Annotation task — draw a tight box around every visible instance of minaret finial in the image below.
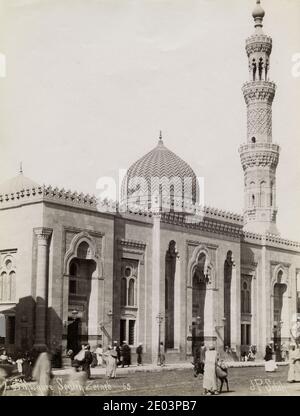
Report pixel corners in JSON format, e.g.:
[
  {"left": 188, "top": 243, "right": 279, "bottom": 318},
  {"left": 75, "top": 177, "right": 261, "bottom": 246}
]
[
  {"left": 19, "top": 161, "right": 23, "bottom": 175},
  {"left": 252, "top": 0, "right": 265, "bottom": 30}
]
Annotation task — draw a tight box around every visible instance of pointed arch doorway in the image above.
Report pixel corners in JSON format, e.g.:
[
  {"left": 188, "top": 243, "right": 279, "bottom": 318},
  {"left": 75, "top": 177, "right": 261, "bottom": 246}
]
[{"left": 64, "top": 234, "right": 102, "bottom": 354}]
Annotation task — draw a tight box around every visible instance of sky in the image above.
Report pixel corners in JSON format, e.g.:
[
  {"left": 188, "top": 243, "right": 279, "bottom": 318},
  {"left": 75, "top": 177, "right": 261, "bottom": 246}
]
[{"left": 0, "top": 0, "right": 299, "bottom": 240}]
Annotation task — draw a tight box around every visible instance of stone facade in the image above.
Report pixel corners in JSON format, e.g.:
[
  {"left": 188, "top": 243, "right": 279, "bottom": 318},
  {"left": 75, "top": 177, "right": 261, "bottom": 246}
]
[{"left": 0, "top": 1, "right": 299, "bottom": 364}]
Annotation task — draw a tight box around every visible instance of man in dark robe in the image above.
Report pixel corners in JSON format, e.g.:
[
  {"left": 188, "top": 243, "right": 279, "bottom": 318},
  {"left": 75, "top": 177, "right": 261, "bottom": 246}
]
[
  {"left": 121, "top": 341, "right": 131, "bottom": 367},
  {"left": 113, "top": 341, "right": 121, "bottom": 366},
  {"left": 82, "top": 344, "right": 93, "bottom": 379},
  {"left": 136, "top": 343, "right": 143, "bottom": 366}
]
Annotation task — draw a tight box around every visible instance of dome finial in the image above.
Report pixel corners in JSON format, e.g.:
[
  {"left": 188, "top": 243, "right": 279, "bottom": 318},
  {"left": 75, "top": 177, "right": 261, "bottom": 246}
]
[
  {"left": 252, "top": 0, "right": 265, "bottom": 30},
  {"left": 158, "top": 130, "right": 163, "bottom": 145},
  {"left": 19, "top": 161, "right": 23, "bottom": 175}
]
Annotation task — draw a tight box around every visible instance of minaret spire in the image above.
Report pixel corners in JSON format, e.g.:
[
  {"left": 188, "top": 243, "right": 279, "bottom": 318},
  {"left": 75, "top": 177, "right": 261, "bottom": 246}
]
[
  {"left": 239, "top": 2, "right": 280, "bottom": 235},
  {"left": 252, "top": 0, "right": 265, "bottom": 31}
]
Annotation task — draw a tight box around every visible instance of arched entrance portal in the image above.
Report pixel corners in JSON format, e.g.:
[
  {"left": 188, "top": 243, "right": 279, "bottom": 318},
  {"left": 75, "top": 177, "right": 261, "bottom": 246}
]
[
  {"left": 192, "top": 253, "right": 207, "bottom": 358},
  {"left": 66, "top": 241, "right": 97, "bottom": 354},
  {"left": 273, "top": 270, "right": 287, "bottom": 361}
]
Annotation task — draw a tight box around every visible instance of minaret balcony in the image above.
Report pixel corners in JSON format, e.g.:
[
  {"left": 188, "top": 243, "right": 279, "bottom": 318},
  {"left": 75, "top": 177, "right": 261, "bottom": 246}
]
[
  {"left": 239, "top": 143, "right": 280, "bottom": 170},
  {"left": 246, "top": 35, "right": 272, "bottom": 56},
  {"left": 242, "top": 81, "right": 276, "bottom": 105},
  {"left": 239, "top": 142, "right": 280, "bottom": 153}
]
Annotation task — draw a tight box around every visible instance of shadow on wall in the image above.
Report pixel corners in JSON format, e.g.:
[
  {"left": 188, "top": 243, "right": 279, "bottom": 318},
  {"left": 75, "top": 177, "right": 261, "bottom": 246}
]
[
  {"left": 241, "top": 246, "right": 256, "bottom": 265},
  {"left": 1, "top": 296, "right": 63, "bottom": 368}
]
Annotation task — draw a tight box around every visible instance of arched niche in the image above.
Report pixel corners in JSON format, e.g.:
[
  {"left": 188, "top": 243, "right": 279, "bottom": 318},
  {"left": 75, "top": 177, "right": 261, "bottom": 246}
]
[
  {"left": 64, "top": 231, "right": 103, "bottom": 278},
  {"left": 188, "top": 245, "right": 215, "bottom": 288},
  {"left": 271, "top": 265, "right": 290, "bottom": 361}
]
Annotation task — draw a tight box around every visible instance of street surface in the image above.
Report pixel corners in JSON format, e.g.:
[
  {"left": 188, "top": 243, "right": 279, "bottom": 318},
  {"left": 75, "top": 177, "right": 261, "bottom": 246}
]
[{"left": 3, "top": 365, "right": 300, "bottom": 396}]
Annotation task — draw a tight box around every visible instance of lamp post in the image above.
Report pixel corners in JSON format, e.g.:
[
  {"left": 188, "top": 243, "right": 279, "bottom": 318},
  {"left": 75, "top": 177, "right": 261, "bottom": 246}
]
[{"left": 156, "top": 313, "right": 164, "bottom": 365}]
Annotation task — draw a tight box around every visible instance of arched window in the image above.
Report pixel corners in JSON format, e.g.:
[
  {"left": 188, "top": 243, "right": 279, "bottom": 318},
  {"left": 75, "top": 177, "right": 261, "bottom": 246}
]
[
  {"left": 0, "top": 256, "right": 16, "bottom": 303},
  {"left": 170, "top": 185, "right": 175, "bottom": 212},
  {"left": 8, "top": 272, "right": 16, "bottom": 301},
  {"left": 270, "top": 181, "right": 274, "bottom": 206},
  {"left": 128, "top": 278, "right": 135, "bottom": 306},
  {"left": 125, "top": 267, "right": 131, "bottom": 278},
  {"left": 277, "top": 270, "right": 283, "bottom": 284},
  {"left": 120, "top": 262, "right": 138, "bottom": 308},
  {"left": 260, "top": 181, "right": 266, "bottom": 208},
  {"left": 77, "top": 241, "right": 90, "bottom": 259},
  {"left": 5, "top": 259, "right": 12, "bottom": 270},
  {"left": 252, "top": 58, "right": 257, "bottom": 81},
  {"left": 258, "top": 57, "right": 264, "bottom": 81},
  {"left": 241, "top": 280, "right": 251, "bottom": 314},
  {"left": 159, "top": 184, "right": 163, "bottom": 211},
  {"left": 121, "top": 278, "right": 127, "bottom": 306}
]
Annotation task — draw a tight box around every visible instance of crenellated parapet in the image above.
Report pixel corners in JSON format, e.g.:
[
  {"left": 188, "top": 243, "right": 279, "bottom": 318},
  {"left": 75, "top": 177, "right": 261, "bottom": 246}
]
[
  {"left": 0, "top": 185, "right": 98, "bottom": 211},
  {"left": 242, "top": 231, "right": 300, "bottom": 252},
  {"left": 43, "top": 185, "right": 98, "bottom": 209}
]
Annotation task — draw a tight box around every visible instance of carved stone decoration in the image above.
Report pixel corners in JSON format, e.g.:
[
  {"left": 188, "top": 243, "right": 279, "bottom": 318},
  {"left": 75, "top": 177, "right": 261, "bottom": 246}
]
[
  {"left": 166, "top": 240, "right": 180, "bottom": 260},
  {"left": 242, "top": 81, "right": 276, "bottom": 105},
  {"left": 187, "top": 244, "right": 216, "bottom": 288},
  {"left": 239, "top": 148, "right": 279, "bottom": 170},
  {"left": 63, "top": 231, "right": 103, "bottom": 278},
  {"left": 247, "top": 107, "right": 272, "bottom": 138},
  {"left": 246, "top": 35, "right": 272, "bottom": 55}
]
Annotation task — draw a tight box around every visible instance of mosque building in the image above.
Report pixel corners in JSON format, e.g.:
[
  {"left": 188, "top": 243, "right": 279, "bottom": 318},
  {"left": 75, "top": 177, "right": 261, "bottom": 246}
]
[{"left": 0, "top": 1, "right": 300, "bottom": 363}]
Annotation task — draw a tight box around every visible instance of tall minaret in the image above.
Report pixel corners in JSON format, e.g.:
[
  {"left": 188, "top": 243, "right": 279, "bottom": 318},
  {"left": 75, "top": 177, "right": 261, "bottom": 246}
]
[{"left": 239, "top": 0, "right": 280, "bottom": 235}]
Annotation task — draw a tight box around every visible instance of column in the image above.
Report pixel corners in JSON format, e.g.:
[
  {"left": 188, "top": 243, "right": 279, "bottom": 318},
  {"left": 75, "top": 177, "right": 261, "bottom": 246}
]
[
  {"left": 260, "top": 238, "right": 268, "bottom": 352},
  {"left": 34, "top": 227, "right": 52, "bottom": 350},
  {"left": 88, "top": 271, "right": 100, "bottom": 349},
  {"left": 151, "top": 214, "right": 161, "bottom": 364},
  {"left": 186, "top": 284, "right": 193, "bottom": 356},
  {"left": 204, "top": 286, "right": 215, "bottom": 343},
  {"left": 252, "top": 272, "right": 258, "bottom": 347}
]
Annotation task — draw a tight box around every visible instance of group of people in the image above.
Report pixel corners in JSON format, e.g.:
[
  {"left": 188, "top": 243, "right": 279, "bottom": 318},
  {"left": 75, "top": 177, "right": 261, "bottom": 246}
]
[
  {"left": 241, "top": 345, "right": 257, "bottom": 362},
  {"left": 264, "top": 341, "right": 300, "bottom": 382},
  {"left": 67, "top": 340, "right": 144, "bottom": 381},
  {"left": 0, "top": 348, "right": 38, "bottom": 382}
]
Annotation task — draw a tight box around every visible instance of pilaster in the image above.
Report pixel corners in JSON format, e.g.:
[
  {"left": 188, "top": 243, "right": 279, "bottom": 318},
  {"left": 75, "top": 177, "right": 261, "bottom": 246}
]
[{"left": 33, "top": 227, "right": 52, "bottom": 350}]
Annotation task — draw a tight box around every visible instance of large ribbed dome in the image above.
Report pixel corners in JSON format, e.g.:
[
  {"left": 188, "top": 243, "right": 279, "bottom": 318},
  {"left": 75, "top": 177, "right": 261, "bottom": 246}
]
[{"left": 121, "top": 137, "right": 199, "bottom": 213}]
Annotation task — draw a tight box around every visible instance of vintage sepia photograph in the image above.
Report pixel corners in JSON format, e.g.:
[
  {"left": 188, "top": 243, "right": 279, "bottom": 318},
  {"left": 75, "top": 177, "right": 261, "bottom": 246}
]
[{"left": 0, "top": 0, "right": 300, "bottom": 400}]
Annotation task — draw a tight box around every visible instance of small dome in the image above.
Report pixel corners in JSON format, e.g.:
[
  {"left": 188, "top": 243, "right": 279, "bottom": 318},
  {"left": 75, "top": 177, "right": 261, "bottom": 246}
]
[
  {"left": 0, "top": 172, "right": 40, "bottom": 195},
  {"left": 121, "top": 136, "right": 199, "bottom": 213},
  {"left": 252, "top": 0, "right": 265, "bottom": 19}
]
